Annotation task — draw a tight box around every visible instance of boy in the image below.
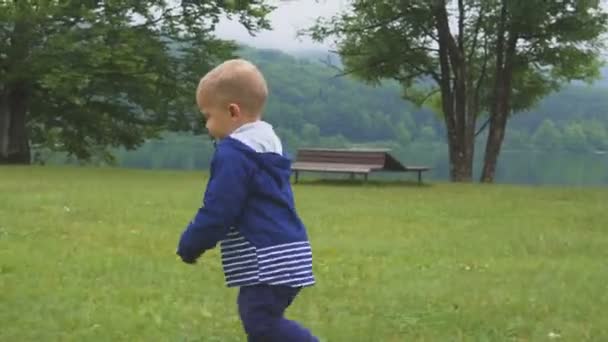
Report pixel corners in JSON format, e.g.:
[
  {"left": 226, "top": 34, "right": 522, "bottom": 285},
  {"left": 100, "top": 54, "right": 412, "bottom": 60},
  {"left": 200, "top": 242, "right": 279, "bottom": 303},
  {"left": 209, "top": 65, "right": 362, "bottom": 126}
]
[{"left": 176, "top": 59, "right": 319, "bottom": 342}]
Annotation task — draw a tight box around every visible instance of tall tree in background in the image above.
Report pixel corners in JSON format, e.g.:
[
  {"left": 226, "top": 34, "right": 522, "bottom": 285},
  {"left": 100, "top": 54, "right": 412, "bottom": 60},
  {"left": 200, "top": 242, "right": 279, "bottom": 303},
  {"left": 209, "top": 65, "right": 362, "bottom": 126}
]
[
  {"left": 0, "top": 1, "right": 274, "bottom": 164},
  {"left": 305, "top": 0, "right": 607, "bottom": 182},
  {"left": 480, "top": 0, "right": 607, "bottom": 181}
]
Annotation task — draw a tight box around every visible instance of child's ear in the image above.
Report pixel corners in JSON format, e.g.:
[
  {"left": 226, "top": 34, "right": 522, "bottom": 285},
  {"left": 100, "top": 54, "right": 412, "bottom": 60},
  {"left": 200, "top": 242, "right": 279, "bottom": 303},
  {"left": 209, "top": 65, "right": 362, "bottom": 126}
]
[{"left": 228, "top": 103, "right": 240, "bottom": 118}]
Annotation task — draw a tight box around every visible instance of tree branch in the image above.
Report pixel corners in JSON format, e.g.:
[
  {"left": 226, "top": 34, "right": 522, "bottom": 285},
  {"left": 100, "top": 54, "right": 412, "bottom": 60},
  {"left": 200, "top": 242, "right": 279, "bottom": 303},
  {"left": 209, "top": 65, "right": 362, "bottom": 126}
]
[
  {"left": 474, "top": 34, "right": 490, "bottom": 106},
  {"left": 435, "top": 2, "right": 463, "bottom": 75},
  {"left": 434, "top": 1, "right": 455, "bottom": 131},
  {"left": 403, "top": 59, "right": 441, "bottom": 85},
  {"left": 327, "top": 59, "right": 430, "bottom": 86},
  {"left": 319, "top": 56, "right": 387, "bottom": 80},
  {"left": 490, "top": 0, "right": 508, "bottom": 119},
  {"left": 467, "top": 3, "right": 485, "bottom": 62},
  {"left": 319, "top": 55, "right": 343, "bottom": 74},
  {"left": 328, "top": 49, "right": 440, "bottom": 83},
  {"left": 417, "top": 21, "right": 439, "bottom": 43},
  {"left": 132, "top": 6, "right": 180, "bottom": 29},
  {"left": 340, "top": 12, "right": 405, "bottom": 35},
  {"left": 501, "top": 29, "right": 519, "bottom": 116},
  {"left": 413, "top": 87, "right": 441, "bottom": 106},
  {"left": 475, "top": 117, "right": 490, "bottom": 136},
  {"left": 330, "top": 45, "right": 439, "bottom": 55},
  {"left": 458, "top": 0, "right": 465, "bottom": 53}
]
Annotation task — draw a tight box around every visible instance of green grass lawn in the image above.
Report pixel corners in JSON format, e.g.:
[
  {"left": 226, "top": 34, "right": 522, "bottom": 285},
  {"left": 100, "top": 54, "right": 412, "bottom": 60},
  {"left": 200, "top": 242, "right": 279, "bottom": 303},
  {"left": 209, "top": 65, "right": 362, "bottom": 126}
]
[{"left": 1, "top": 166, "right": 607, "bottom": 341}]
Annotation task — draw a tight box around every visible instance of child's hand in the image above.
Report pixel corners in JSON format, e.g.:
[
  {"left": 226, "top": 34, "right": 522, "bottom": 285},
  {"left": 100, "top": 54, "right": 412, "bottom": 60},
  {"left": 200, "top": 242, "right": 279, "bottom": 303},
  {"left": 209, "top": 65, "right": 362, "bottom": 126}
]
[{"left": 176, "top": 250, "right": 198, "bottom": 264}]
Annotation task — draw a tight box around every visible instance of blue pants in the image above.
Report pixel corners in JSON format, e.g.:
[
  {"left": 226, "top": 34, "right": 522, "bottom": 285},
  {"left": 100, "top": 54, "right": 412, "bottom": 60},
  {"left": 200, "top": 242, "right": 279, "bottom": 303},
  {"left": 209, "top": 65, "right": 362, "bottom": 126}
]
[{"left": 237, "top": 284, "right": 318, "bottom": 342}]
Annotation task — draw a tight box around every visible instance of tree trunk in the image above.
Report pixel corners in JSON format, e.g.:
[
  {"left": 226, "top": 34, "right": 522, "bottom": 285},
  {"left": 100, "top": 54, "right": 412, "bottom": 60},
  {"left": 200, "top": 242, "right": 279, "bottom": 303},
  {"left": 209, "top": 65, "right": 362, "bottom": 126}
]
[
  {"left": 446, "top": 86, "right": 475, "bottom": 182},
  {"left": 480, "top": 112, "right": 507, "bottom": 182},
  {"left": 435, "top": 1, "right": 475, "bottom": 182},
  {"left": 452, "top": 59, "right": 474, "bottom": 182},
  {"left": 481, "top": 2, "right": 516, "bottom": 183},
  {"left": 1, "top": 15, "right": 32, "bottom": 165},
  {"left": 0, "top": 88, "right": 9, "bottom": 160},
  {"left": 0, "top": 84, "right": 31, "bottom": 165},
  {"left": 446, "top": 130, "right": 474, "bottom": 182}
]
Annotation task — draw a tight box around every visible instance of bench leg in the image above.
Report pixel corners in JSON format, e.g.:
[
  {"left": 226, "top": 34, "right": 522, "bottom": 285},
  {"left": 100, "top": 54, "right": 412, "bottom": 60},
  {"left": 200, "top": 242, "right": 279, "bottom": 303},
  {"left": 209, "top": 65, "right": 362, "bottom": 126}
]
[
  {"left": 364, "top": 173, "right": 368, "bottom": 182},
  {"left": 417, "top": 171, "right": 422, "bottom": 185},
  {"left": 295, "top": 170, "right": 299, "bottom": 184}
]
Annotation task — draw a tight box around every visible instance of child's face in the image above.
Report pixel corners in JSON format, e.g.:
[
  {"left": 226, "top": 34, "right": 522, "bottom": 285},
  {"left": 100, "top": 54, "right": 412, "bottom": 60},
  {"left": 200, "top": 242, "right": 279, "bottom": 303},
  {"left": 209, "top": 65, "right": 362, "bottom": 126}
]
[
  {"left": 198, "top": 91, "right": 243, "bottom": 139},
  {"left": 200, "top": 102, "right": 235, "bottom": 140}
]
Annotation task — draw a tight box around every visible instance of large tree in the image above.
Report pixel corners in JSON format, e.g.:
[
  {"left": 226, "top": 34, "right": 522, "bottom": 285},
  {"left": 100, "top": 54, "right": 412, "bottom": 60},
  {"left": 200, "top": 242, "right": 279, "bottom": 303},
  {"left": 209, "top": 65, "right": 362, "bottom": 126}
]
[
  {"left": 0, "top": 0, "right": 274, "bottom": 164},
  {"left": 305, "top": 0, "right": 607, "bottom": 182}
]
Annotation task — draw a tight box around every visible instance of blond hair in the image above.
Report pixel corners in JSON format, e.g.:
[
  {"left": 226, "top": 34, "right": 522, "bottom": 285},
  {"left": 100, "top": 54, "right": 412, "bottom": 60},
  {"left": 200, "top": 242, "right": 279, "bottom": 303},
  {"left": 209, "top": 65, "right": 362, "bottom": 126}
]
[{"left": 196, "top": 59, "right": 268, "bottom": 117}]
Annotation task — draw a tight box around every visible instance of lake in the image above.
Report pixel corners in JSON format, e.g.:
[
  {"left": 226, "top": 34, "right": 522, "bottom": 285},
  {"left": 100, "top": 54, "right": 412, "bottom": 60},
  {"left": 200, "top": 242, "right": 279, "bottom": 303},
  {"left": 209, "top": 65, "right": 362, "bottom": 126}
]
[{"left": 395, "top": 146, "right": 608, "bottom": 186}]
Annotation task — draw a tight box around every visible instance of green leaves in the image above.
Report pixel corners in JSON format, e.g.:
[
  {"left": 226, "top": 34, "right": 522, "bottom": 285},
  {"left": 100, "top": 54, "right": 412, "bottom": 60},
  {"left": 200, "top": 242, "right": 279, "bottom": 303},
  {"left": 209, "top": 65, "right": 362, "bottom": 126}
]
[
  {"left": 306, "top": 0, "right": 608, "bottom": 116},
  {"left": 1, "top": 0, "right": 274, "bottom": 162},
  {"left": 303, "top": 0, "right": 608, "bottom": 181}
]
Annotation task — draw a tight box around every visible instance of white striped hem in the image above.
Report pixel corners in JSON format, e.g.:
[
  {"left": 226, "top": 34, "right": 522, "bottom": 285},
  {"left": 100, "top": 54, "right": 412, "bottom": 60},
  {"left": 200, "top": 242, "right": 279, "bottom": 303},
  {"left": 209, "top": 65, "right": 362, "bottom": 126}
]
[
  {"left": 259, "top": 258, "right": 313, "bottom": 270},
  {"left": 261, "top": 270, "right": 313, "bottom": 282},
  {"left": 259, "top": 263, "right": 312, "bottom": 276},
  {"left": 221, "top": 246, "right": 255, "bottom": 256},
  {"left": 258, "top": 246, "right": 312, "bottom": 258},
  {"left": 222, "top": 237, "right": 245, "bottom": 244},
  {"left": 223, "top": 259, "right": 257, "bottom": 268},
  {"left": 222, "top": 252, "right": 257, "bottom": 262},
  {"left": 222, "top": 241, "right": 250, "bottom": 249},
  {"left": 227, "top": 275, "right": 259, "bottom": 285},
  {"left": 267, "top": 275, "right": 315, "bottom": 286},
  {"left": 259, "top": 252, "right": 312, "bottom": 264},
  {"left": 294, "top": 280, "right": 316, "bottom": 287},
  {"left": 226, "top": 270, "right": 259, "bottom": 278},
  {"left": 257, "top": 241, "right": 310, "bottom": 252},
  {"left": 219, "top": 235, "right": 315, "bottom": 288},
  {"left": 224, "top": 263, "right": 258, "bottom": 273}
]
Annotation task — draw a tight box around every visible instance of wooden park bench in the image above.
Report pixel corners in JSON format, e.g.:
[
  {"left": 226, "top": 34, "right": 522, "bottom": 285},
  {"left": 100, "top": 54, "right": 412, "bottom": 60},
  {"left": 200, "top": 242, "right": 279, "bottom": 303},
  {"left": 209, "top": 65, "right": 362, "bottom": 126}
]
[{"left": 291, "top": 148, "right": 431, "bottom": 184}]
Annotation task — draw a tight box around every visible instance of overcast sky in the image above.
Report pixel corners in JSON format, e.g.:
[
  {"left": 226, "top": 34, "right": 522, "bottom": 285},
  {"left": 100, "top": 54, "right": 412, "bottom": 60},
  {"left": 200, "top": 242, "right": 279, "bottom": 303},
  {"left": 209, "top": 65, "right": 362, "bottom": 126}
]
[
  {"left": 216, "top": 1, "right": 608, "bottom": 58},
  {"left": 215, "top": 0, "right": 349, "bottom": 51}
]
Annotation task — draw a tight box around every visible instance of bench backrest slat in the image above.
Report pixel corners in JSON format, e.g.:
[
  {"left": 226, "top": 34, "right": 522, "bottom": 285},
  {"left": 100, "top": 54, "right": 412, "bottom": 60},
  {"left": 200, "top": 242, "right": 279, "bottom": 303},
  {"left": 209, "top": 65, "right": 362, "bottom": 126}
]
[{"left": 296, "top": 150, "right": 386, "bottom": 166}]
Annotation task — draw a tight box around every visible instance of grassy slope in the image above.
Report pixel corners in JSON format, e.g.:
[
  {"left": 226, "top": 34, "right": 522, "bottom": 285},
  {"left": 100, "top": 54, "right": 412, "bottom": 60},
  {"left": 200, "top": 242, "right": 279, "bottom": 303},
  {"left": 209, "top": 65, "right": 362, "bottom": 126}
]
[{"left": 1, "top": 166, "right": 607, "bottom": 341}]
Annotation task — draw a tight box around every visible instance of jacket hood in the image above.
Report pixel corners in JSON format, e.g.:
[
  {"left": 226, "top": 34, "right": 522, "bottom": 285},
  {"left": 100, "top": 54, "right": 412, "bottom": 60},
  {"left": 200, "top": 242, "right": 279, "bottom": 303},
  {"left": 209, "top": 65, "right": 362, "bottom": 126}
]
[
  {"left": 230, "top": 121, "right": 283, "bottom": 155},
  {"left": 220, "top": 121, "right": 292, "bottom": 177}
]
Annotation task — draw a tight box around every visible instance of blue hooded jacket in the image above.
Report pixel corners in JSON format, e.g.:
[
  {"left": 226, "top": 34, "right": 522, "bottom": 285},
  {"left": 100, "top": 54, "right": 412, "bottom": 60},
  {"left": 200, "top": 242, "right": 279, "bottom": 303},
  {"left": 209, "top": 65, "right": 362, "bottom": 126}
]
[{"left": 177, "top": 122, "right": 315, "bottom": 288}]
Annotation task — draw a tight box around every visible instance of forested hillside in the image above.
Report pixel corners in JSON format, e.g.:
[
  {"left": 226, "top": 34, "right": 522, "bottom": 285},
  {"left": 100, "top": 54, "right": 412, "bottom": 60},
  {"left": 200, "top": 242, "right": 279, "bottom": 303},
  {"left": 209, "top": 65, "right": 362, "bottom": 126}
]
[
  {"left": 253, "top": 47, "right": 608, "bottom": 153},
  {"left": 43, "top": 46, "right": 608, "bottom": 183}
]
